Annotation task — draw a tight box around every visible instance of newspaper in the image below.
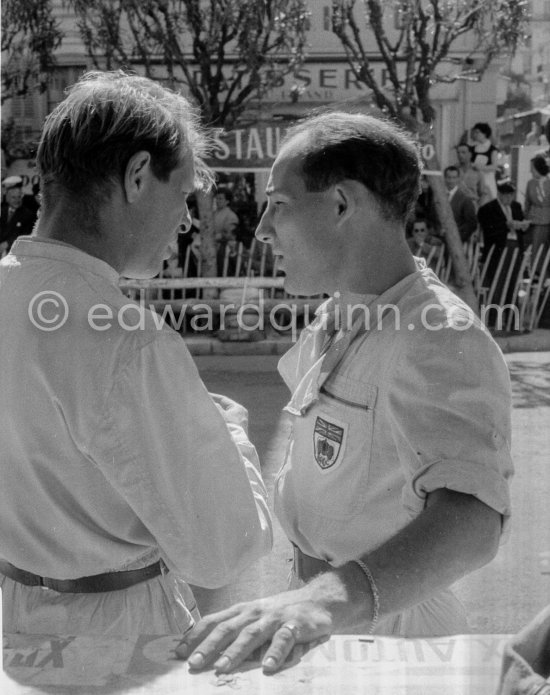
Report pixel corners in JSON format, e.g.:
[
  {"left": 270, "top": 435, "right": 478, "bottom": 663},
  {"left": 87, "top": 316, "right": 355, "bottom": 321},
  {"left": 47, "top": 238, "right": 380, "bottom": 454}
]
[{"left": 2, "top": 632, "right": 510, "bottom": 694}]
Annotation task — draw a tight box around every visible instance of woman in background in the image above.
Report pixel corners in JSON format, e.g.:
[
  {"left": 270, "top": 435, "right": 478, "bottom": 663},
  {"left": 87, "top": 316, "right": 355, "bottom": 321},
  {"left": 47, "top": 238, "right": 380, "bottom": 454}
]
[{"left": 470, "top": 122, "right": 499, "bottom": 200}]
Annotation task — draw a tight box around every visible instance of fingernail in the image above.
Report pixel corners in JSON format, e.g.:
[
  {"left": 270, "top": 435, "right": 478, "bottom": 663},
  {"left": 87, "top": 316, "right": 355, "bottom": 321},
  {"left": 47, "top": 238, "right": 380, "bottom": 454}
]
[
  {"left": 262, "top": 656, "right": 277, "bottom": 672},
  {"left": 175, "top": 642, "right": 189, "bottom": 659},
  {"left": 214, "top": 656, "right": 231, "bottom": 673},
  {"left": 188, "top": 653, "right": 204, "bottom": 669}
]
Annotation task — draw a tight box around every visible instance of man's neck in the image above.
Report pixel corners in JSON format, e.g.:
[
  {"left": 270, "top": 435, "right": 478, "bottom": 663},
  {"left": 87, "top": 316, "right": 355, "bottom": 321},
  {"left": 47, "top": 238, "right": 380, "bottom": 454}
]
[
  {"left": 340, "top": 236, "right": 418, "bottom": 296},
  {"left": 33, "top": 206, "right": 121, "bottom": 272}
]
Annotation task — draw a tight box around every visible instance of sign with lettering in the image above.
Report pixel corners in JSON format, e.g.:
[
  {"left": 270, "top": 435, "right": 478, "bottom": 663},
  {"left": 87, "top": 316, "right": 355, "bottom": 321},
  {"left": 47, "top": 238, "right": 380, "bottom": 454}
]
[
  {"left": 266, "top": 61, "right": 389, "bottom": 102},
  {"left": 2, "top": 633, "right": 510, "bottom": 694},
  {"left": 205, "top": 121, "right": 291, "bottom": 171}
]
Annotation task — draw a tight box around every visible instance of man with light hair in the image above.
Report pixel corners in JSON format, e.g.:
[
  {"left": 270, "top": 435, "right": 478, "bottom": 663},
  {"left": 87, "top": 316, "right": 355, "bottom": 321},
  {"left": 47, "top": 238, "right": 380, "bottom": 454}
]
[{"left": 0, "top": 71, "right": 272, "bottom": 635}]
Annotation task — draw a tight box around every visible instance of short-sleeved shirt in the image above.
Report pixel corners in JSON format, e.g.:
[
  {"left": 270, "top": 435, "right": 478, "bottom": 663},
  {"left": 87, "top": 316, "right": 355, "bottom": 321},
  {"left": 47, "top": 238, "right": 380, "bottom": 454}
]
[
  {"left": 275, "top": 263, "right": 513, "bottom": 635},
  {"left": 0, "top": 237, "right": 272, "bottom": 634}
]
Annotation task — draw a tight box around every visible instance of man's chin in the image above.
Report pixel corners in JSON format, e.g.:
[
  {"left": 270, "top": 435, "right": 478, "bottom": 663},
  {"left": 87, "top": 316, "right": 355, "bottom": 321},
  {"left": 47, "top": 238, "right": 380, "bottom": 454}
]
[
  {"left": 283, "top": 276, "right": 318, "bottom": 297},
  {"left": 121, "top": 266, "right": 161, "bottom": 281}
]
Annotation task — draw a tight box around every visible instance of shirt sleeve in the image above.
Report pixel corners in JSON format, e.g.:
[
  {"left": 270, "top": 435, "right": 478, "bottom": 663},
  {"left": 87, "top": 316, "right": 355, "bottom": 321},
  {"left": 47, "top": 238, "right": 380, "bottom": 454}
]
[
  {"left": 388, "top": 309, "right": 513, "bottom": 536},
  {"left": 90, "top": 331, "right": 273, "bottom": 588}
]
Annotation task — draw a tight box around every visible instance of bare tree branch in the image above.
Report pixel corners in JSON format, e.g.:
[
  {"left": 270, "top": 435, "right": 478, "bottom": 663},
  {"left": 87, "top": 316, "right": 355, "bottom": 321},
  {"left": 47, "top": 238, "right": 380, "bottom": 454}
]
[
  {"left": 1, "top": 0, "right": 63, "bottom": 103},
  {"left": 331, "top": 0, "right": 530, "bottom": 312}
]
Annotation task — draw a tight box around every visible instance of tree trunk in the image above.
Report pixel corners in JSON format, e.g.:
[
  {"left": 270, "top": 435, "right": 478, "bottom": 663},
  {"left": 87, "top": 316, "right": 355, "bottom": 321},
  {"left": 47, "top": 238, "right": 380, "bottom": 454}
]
[
  {"left": 422, "top": 149, "right": 479, "bottom": 315},
  {"left": 196, "top": 188, "right": 217, "bottom": 281}
]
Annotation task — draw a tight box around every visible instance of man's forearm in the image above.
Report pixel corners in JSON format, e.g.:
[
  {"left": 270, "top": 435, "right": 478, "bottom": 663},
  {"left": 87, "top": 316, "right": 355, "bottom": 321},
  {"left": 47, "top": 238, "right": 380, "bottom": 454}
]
[{"left": 310, "top": 489, "right": 501, "bottom": 630}]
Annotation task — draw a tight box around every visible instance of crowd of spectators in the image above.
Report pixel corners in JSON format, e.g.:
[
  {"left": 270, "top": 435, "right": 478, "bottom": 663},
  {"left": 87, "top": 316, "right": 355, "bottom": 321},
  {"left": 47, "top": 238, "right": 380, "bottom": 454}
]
[
  {"left": 405, "top": 120, "right": 550, "bottom": 308},
  {"left": 3, "top": 121, "right": 550, "bottom": 298}
]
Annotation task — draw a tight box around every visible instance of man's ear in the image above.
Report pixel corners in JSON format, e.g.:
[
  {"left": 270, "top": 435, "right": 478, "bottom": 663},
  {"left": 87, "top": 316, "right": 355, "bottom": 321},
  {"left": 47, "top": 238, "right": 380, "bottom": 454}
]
[
  {"left": 124, "top": 151, "right": 152, "bottom": 203},
  {"left": 334, "top": 180, "right": 360, "bottom": 225}
]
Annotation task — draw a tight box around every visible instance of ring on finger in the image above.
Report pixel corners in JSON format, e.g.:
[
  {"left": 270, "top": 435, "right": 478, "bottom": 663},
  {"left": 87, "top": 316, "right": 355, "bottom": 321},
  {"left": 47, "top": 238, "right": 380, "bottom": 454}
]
[{"left": 279, "top": 622, "right": 300, "bottom": 640}]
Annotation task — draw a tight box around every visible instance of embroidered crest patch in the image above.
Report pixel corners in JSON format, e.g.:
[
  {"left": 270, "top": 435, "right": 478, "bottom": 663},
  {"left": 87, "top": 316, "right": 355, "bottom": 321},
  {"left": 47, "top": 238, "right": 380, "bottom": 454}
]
[{"left": 313, "top": 416, "right": 344, "bottom": 469}]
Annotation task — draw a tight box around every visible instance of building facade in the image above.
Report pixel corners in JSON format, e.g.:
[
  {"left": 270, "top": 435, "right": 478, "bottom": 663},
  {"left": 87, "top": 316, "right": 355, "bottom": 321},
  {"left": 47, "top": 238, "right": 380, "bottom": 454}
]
[{"left": 1, "top": 0, "right": 538, "bottom": 193}]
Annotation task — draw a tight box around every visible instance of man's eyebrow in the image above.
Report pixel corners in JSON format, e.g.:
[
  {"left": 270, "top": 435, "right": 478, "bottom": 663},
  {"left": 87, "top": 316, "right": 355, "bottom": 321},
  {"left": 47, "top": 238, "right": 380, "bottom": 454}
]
[{"left": 265, "top": 187, "right": 292, "bottom": 199}]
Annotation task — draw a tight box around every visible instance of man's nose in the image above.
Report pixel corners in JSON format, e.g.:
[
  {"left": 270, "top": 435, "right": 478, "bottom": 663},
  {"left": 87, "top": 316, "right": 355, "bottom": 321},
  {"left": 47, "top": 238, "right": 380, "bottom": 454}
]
[{"left": 255, "top": 207, "right": 272, "bottom": 243}]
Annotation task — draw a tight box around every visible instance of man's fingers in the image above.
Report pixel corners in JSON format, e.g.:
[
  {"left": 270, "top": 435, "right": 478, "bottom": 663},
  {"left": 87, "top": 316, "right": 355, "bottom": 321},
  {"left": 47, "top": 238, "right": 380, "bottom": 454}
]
[
  {"left": 177, "top": 620, "right": 235, "bottom": 667},
  {"left": 261, "top": 623, "right": 301, "bottom": 675},
  {"left": 212, "top": 619, "right": 274, "bottom": 674},
  {"left": 176, "top": 604, "right": 248, "bottom": 661},
  {"left": 185, "top": 620, "right": 253, "bottom": 670}
]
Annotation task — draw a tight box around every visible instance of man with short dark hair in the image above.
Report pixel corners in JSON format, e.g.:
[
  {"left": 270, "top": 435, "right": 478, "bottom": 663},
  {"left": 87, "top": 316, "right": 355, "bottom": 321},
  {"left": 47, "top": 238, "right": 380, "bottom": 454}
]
[
  {"left": 178, "top": 111, "right": 513, "bottom": 675},
  {"left": 0, "top": 175, "right": 37, "bottom": 253},
  {"left": 478, "top": 181, "right": 529, "bottom": 256},
  {"left": 0, "top": 70, "right": 272, "bottom": 636}
]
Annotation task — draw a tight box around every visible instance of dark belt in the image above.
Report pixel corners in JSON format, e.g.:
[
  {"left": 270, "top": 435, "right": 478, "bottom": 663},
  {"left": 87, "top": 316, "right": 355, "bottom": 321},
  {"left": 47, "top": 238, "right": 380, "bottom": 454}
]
[
  {"left": 0, "top": 559, "right": 163, "bottom": 593},
  {"left": 292, "top": 544, "right": 332, "bottom": 582}
]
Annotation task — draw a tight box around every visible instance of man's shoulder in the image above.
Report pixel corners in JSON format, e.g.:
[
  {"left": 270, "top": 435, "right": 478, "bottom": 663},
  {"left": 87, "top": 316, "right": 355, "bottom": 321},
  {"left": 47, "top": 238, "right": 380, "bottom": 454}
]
[
  {"left": 348, "top": 273, "right": 496, "bottom": 380},
  {"left": 394, "top": 271, "right": 481, "bottom": 333},
  {"left": 454, "top": 188, "right": 473, "bottom": 206},
  {"left": 218, "top": 206, "right": 238, "bottom": 219},
  {"left": 227, "top": 207, "right": 239, "bottom": 223}
]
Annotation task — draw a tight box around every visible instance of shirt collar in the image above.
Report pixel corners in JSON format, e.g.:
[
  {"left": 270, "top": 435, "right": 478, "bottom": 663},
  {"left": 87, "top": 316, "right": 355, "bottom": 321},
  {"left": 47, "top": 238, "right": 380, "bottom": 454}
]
[
  {"left": 282, "top": 259, "right": 430, "bottom": 413},
  {"left": 9, "top": 236, "right": 120, "bottom": 284}
]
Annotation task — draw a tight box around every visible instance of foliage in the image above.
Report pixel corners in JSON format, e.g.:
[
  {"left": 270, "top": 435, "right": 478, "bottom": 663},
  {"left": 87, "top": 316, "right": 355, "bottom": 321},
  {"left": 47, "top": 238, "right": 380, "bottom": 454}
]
[
  {"left": 69, "top": 0, "right": 309, "bottom": 127},
  {"left": 68, "top": 0, "right": 309, "bottom": 277},
  {"left": 1, "top": 0, "right": 63, "bottom": 104},
  {"left": 331, "top": 0, "right": 529, "bottom": 312},
  {"left": 332, "top": 0, "right": 530, "bottom": 126}
]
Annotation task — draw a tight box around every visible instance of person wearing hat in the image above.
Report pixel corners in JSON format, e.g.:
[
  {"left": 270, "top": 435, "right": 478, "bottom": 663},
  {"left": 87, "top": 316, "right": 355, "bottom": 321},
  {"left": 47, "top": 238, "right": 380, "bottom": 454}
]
[
  {"left": 478, "top": 180, "right": 529, "bottom": 282},
  {"left": 0, "top": 175, "right": 38, "bottom": 254}
]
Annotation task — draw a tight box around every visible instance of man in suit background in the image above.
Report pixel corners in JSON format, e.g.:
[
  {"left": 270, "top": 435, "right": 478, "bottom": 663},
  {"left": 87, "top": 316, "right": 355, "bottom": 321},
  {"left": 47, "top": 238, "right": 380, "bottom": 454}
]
[
  {"left": 477, "top": 180, "right": 530, "bottom": 289},
  {"left": 0, "top": 175, "right": 38, "bottom": 254},
  {"left": 478, "top": 181, "right": 529, "bottom": 255},
  {"left": 444, "top": 165, "right": 478, "bottom": 243}
]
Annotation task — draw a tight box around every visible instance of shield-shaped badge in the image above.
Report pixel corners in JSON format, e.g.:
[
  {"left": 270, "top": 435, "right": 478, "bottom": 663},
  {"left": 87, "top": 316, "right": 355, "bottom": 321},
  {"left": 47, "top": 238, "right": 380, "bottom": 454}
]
[{"left": 313, "top": 416, "right": 344, "bottom": 469}]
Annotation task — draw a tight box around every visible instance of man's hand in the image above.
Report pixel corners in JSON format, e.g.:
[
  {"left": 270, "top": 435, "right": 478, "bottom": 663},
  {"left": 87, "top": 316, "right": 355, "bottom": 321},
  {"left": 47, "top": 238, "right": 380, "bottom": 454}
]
[
  {"left": 210, "top": 392, "right": 249, "bottom": 429},
  {"left": 176, "top": 589, "right": 334, "bottom": 675}
]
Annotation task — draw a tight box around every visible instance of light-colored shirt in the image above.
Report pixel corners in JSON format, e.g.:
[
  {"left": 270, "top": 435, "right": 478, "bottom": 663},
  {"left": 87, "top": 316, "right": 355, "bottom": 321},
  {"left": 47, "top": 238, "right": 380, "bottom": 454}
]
[
  {"left": 0, "top": 237, "right": 272, "bottom": 631},
  {"left": 275, "top": 265, "right": 513, "bottom": 635},
  {"left": 214, "top": 206, "right": 239, "bottom": 242},
  {"left": 459, "top": 166, "right": 491, "bottom": 208}
]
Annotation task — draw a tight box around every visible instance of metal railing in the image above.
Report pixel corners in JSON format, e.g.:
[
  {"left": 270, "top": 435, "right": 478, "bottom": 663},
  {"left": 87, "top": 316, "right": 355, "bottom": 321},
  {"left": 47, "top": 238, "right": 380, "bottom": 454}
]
[{"left": 119, "top": 239, "right": 550, "bottom": 333}]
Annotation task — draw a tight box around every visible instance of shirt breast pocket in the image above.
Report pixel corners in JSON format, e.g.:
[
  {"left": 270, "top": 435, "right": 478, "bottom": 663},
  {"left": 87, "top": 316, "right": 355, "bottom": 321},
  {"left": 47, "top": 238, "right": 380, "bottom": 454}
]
[{"left": 289, "top": 377, "right": 378, "bottom": 521}]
